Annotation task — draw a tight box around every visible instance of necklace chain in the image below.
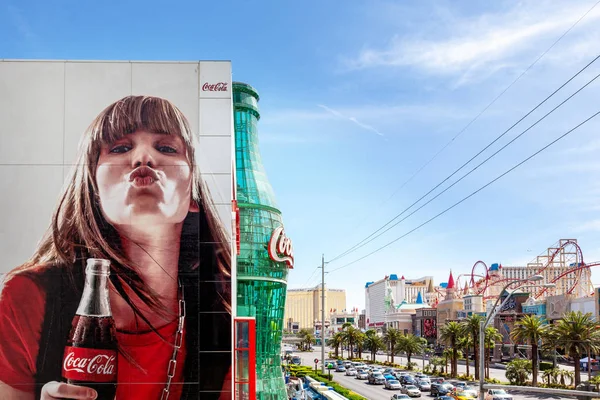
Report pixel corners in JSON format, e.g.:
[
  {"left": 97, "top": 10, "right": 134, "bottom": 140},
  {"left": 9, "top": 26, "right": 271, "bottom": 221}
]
[{"left": 160, "top": 279, "right": 185, "bottom": 400}]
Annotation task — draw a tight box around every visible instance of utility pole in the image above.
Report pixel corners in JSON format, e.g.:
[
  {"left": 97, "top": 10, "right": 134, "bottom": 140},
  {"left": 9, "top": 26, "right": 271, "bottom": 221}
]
[{"left": 321, "top": 254, "right": 326, "bottom": 374}]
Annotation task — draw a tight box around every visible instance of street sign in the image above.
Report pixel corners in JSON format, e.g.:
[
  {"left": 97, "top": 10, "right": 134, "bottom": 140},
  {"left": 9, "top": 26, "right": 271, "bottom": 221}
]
[{"left": 314, "top": 358, "right": 319, "bottom": 364}]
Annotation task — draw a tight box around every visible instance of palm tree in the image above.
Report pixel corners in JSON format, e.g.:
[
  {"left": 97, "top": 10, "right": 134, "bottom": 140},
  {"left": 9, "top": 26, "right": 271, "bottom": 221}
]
[
  {"left": 461, "top": 314, "right": 484, "bottom": 379},
  {"left": 327, "top": 332, "right": 344, "bottom": 358},
  {"left": 364, "top": 329, "right": 384, "bottom": 361},
  {"left": 395, "top": 334, "right": 426, "bottom": 369},
  {"left": 440, "top": 321, "right": 463, "bottom": 377},
  {"left": 383, "top": 328, "right": 402, "bottom": 364},
  {"left": 355, "top": 331, "right": 366, "bottom": 359},
  {"left": 485, "top": 326, "right": 502, "bottom": 379},
  {"left": 510, "top": 314, "right": 547, "bottom": 386},
  {"left": 342, "top": 326, "right": 362, "bottom": 359},
  {"left": 457, "top": 334, "right": 472, "bottom": 377},
  {"left": 297, "top": 328, "right": 314, "bottom": 351},
  {"left": 550, "top": 311, "right": 600, "bottom": 386}
]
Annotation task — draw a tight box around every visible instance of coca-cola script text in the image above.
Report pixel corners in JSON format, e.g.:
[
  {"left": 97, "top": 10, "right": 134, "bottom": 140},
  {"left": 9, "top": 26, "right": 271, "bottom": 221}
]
[
  {"left": 62, "top": 347, "right": 117, "bottom": 382},
  {"left": 202, "top": 82, "right": 228, "bottom": 91},
  {"left": 268, "top": 226, "right": 294, "bottom": 268}
]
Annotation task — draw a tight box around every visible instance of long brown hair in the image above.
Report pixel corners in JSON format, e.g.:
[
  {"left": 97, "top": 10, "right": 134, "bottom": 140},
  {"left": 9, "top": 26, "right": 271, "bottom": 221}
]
[{"left": 10, "top": 95, "right": 231, "bottom": 322}]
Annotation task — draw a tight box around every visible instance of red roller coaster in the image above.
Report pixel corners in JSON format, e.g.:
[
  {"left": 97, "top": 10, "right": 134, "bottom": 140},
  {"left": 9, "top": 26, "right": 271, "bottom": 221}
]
[{"left": 457, "top": 239, "right": 595, "bottom": 301}]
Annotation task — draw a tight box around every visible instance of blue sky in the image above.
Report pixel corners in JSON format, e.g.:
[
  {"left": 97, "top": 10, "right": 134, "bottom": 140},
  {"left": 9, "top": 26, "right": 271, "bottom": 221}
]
[{"left": 3, "top": 0, "right": 600, "bottom": 311}]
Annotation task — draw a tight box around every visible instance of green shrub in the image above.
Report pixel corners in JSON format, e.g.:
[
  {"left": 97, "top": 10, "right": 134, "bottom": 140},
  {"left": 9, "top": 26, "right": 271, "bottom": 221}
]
[
  {"left": 538, "top": 361, "right": 553, "bottom": 371},
  {"left": 307, "top": 373, "right": 367, "bottom": 400}
]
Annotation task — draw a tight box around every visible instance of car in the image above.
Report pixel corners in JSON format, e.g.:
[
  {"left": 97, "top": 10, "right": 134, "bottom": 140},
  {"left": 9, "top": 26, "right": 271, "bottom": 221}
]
[
  {"left": 485, "top": 389, "right": 514, "bottom": 400},
  {"left": 450, "top": 381, "right": 468, "bottom": 390},
  {"left": 431, "top": 377, "right": 445, "bottom": 384},
  {"left": 415, "top": 373, "right": 428, "bottom": 379},
  {"left": 401, "top": 384, "right": 421, "bottom": 397},
  {"left": 384, "top": 374, "right": 396, "bottom": 381},
  {"left": 452, "top": 389, "right": 478, "bottom": 400},
  {"left": 431, "top": 383, "right": 455, "bottom": 397},
  {"left": 368, "top": 373, "right": 386, "bottom": 385},
  {"left": 385, "top": 379, "right": 402, "bottom": 390},
  {"left": 390, "top": 394, "right": 411, "bottom": 400},
  {"left": 345, "top": 368, "right": 357, "bottom": 376},
  {"left": 335, "top": 365, "right": 346, "bottom": 372},
  {"left": 415, "top": 378, "right": 431, "bottom": 391},
  {"left": 344, "top": 361, "right": 353, "bottom": 368},
  {"left": 437, "top": 397, "right": 455, "bottom": 400},
  {"left": 356, "top": 371, "right": 369, "bottom": 380},
  {"left": 383, "top": 368, "right": 396, "bottom": 375},
  {"left": 400, "top": 375, "right": 416, "bottom": 386}
]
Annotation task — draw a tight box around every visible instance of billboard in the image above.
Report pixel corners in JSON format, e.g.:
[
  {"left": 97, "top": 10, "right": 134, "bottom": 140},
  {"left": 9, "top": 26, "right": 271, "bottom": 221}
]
[{"left": 0, "top": 60, "right": 234, "bottom": 399}]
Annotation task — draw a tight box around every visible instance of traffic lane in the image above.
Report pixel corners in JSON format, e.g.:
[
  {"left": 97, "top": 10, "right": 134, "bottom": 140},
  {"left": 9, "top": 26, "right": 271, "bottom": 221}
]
[{"left": 330, "top": 370, "right": 400, "bottom": 400}]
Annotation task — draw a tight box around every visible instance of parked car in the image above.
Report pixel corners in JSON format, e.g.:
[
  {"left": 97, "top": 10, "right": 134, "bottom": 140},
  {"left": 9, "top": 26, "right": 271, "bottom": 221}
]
[
  {"left": 485, "top": 389, "right": 514, "bottom": 400},
  {"left": 431, "top": 383, "right": 454, "bottom": 397},
  {"left": 345, "top": 368, "right": 357, "bottom": 376},
  {"left": 356, "top": 371, "right": 369, "bottom": 380},
  {"left": 335, "top": 365, "right": 346, "bottom": 372},
  {"left": 368, "top": 373, "right": 386, "bottom": 385},
  {"left": 385, "top": 379, "right": 402, "bottom": 390},
  {"left": 401, "top": 384, "right": 421, "bottom": 397},
  {"left": 390, "top": 394, "right": 411, "bottom": 400},
  {"left": 415, "top": 378, "right": 431, "bottom": 391}
]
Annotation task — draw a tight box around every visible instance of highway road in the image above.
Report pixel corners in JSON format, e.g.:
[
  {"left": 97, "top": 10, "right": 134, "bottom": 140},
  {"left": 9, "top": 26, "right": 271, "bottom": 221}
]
[{"left": 292, "top": 346, "right": 586, "bottom": 400}]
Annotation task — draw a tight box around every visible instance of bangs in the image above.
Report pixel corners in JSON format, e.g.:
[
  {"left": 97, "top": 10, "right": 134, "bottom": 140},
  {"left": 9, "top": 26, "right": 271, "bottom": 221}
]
[{"left": 91, "top": 96, "right": 194, "bottom": 146}]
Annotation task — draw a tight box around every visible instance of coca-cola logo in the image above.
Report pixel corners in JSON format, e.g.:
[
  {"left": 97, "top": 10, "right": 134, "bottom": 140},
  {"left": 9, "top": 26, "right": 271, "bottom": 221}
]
[
  {"left": 202, "top": 82, "right": 228, "bottom": 92},
  {"left": 268, "top": 226, "right": 294, "bottom": 269},
  {"left": 62, "top": 347, "right": 117, "bottom": 383}
]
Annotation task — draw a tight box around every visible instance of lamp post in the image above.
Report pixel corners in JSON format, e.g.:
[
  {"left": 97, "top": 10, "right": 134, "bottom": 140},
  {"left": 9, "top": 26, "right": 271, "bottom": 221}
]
[{"left": 478, "top": 274, "right": 548, "bottom": 400}]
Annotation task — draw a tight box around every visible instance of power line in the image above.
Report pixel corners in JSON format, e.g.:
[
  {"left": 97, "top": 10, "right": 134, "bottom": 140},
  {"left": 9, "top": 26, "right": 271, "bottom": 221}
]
[
  {"left": 301, "top": 265, "right": 321, "bottom": 288},
  {"left": 329, "top": 108, "right": 600, "bottom": 273},
  {"left": 329, "top": 53, "right": 600, "bottom": 263},
  {"left": 332, "top": 67, "right": 600, "bottom": 259},
  {"left": 341, "top": 0, "right": 600, "bottom": 236}
]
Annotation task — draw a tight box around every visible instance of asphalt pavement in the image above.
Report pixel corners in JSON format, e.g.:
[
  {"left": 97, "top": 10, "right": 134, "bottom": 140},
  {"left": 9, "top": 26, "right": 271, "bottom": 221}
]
[{"left": 293, "top": 346, "right": 586, "bottom": 400}]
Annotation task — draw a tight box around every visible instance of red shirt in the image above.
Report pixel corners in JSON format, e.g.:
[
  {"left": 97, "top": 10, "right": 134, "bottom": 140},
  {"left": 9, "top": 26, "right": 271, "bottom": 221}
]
[{"left": 0, "top": 274, "right": 187, "bottom": 399}]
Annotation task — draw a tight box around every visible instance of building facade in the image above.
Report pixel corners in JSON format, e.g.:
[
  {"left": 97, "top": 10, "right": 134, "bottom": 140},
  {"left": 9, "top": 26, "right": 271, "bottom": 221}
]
[
  {"left": 436, "top": 271, "right": 464, "bottom": 339},
  {"left": 365, "top": 274, "right": 437, "bottom": 327},
  {"left": 283, "top": 285, "right": 346, "bottom": 331}
]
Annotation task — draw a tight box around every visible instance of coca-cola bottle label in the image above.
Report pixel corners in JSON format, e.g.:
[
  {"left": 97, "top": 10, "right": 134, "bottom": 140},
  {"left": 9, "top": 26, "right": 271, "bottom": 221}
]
[{"left": 62, "top": 346, "right": 117, "bottom": 382}]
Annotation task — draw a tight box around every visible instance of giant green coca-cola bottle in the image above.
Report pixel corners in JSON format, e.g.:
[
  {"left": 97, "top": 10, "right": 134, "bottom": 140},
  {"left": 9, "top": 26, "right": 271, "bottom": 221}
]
[{"left": 233, "top": 82, "right": 293, "bottom": 399}]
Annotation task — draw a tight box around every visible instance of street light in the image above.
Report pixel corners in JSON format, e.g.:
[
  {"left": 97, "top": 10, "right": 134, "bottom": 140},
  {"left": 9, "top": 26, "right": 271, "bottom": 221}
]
[{"left": 478, "top": 274, "right": 552, "bottom": 400}]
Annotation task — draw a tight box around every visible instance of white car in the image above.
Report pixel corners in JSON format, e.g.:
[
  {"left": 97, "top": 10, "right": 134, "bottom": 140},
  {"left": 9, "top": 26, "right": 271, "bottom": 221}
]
[
  {"left": 356, "top": 371, "right": 369, "bottom": 380},
  {"left": 345, "top": 368, "right": 357, "bottom": 376},
  {"left": 485, "top": 389, "right": 513, "bottom": 400},
  {"left": 385, "top": 379, "right": 402, "bottom": 390},
  {"left": 401, "top": 385, "right": 421, "bottom": 398},
  {"left": 390, "top": 394, "right": 410, "bottom": 400}
]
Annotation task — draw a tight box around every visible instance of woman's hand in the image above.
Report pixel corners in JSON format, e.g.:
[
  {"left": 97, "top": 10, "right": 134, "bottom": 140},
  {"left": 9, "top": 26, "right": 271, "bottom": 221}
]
[{"left": 41, "top": 382, "right": 97, "bottom": 399}]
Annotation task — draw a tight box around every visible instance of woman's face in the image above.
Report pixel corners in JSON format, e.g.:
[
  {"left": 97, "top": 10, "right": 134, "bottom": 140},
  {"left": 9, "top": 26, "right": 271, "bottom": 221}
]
[{"left": 96, "top": 130, "right": 196, "bottom": 230}]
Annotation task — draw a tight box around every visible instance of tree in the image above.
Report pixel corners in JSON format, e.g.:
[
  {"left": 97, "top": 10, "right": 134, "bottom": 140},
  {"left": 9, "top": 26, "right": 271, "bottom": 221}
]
[
  {"left": 355, "top": 331, "right": 366, "bottom": 359},
  {"left": 457, "top": 334, "right": 472, "bottom": 377},
  {"left": 461, "top": 314, "right": 484, "bottom": 380},
  {"left": 550, "top": 311, "right": 600, "bottom": 386},
  {"left": 510, "top": 314, "right": 547, "bottom": 386},
  {"left": 383, "top": 328, "right": 402, "bottom": 364},
  {"left": 297, "top": 328, "right": 315, "bottom": 351},
  {"left": 395, "top": 334, "right": 426, "bottom": 369},
  {"left": 505, "top": 359, "right": 532, "bottom": 386},
  {"left": 341, "top": 326, "right": 362, "bottom": 359},
  {"left": 440, "top": 321, "right": 464, "bottom": 377},
  {"left": 327, "top": 332, "right": 344, "bottom": 358},
  {"left": 484, "top": 326, "right": 502, "bottom": 379},
  {"left": 363, "top": 329, "right": 384, "bottom": 361},
  {"left": 429, "top": 356, "right": 446, "bottom": 374}
]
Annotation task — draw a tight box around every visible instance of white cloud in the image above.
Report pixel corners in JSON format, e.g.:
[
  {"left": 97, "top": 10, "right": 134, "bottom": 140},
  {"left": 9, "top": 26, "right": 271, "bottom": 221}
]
[
  {"left": 318, "top": 104, "right": 384, "bottom": 137},
  {"left": 345, "top": 1, "right": 600, "bottom": 83}
]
